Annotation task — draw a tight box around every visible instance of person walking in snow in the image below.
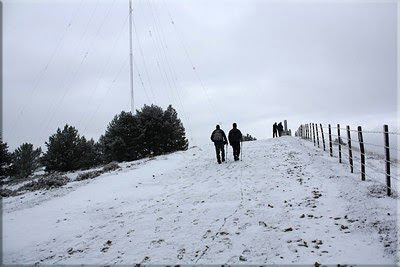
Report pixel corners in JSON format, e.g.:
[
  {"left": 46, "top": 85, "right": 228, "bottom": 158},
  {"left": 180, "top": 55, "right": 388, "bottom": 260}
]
[
  {"left": 210, "top": 125, "right": 228, "bottom": 164},
  {"left": 277, "top": 122, "right": 284, "bottom": 137},
  {"left": 228, "top": 123, "right": 243, "bottom": 161},
  {"left": 273, "top": 122, "right": 278, "bottom": 138}
]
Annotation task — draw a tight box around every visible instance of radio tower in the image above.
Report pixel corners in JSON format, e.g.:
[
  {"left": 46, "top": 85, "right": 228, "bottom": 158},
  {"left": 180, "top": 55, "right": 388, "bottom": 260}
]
[{"left": 129, "top": 0, "right": 134, "bottom": 113}]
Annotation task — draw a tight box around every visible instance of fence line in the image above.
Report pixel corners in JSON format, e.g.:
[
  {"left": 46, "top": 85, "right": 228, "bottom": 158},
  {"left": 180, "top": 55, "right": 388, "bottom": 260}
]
[{"left": 295, "top": 123, "right": 398, "bottom": 196}]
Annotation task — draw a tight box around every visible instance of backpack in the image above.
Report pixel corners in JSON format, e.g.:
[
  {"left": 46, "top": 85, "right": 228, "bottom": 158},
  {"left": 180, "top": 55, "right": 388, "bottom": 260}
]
[
  {"left": 213, "top": 130, "right": 223, "bottom": 141},
  {"left": 230, "top": 129, "right": 242, "bottom": 142}
]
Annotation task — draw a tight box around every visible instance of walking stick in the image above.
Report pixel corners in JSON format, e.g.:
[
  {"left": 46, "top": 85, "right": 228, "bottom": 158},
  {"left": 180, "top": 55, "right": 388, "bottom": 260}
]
[
  {"left": 240, "top": 140, "right": 243, "bottom": 161},
  {"left": 226, "top": 144, "right": 228, "bottom": 163}
]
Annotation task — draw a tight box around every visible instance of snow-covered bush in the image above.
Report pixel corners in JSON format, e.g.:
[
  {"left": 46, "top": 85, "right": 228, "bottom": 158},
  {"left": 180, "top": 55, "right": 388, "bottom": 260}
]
[
  {"left": 19, "top": 174, "right": 69, "bottom": 191},
  {"left": 76, "top": 170, "right": 103, "bottom": 181},
  {"left": 102, "top": 162, "right": 120, "bottom": 172},
  {"left": 0, "top": 188, "right": 16, "bottom": 198},
  {"left": 76, "top": 162, "right": 120, "bottom": 181}
]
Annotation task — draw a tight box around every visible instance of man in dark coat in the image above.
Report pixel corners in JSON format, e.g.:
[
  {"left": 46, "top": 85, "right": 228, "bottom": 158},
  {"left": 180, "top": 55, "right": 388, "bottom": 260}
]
[
  {"left": 228, "top": 123, "right": 243, "bottom": 161},
  {"left": 277, "top": 122, "right": 284, "bottom": 137},
  {"left": 210, "top": 125, "right": 228, "bottom": 164},
  {"left": 273, "top": 122, "right": 278, "bottom": 138}
]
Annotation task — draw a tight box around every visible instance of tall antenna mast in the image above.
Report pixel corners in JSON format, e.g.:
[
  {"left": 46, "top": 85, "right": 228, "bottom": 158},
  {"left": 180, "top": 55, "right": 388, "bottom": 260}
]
[{"left": 129, "top": 0, "right": 134, "bottom": 113}]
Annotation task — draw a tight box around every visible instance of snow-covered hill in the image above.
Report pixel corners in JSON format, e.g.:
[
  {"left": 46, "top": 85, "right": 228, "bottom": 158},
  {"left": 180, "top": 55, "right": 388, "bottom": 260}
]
[{"left": 3, "top": 137, "right": 398, "bottom": 264}]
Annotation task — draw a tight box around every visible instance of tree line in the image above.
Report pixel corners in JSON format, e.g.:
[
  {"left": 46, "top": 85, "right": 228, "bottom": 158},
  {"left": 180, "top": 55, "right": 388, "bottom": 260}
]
[{"left": 1, "top": 104, "right": 188, "bottom": 179}]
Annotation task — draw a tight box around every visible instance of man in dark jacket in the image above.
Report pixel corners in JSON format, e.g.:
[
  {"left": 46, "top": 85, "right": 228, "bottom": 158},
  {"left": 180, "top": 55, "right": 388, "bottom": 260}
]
[
  {"left": 210, "top": 125, "right": 228, "bottom": 164},
  {"left": 228, "top": 123, "right": 243, "bottom": 161},
  {"left": 277, "top": 122, "right": 284, "bottom": 137},
  {"left": 273, "top": 122, "right": 278, "bottom": 138}
]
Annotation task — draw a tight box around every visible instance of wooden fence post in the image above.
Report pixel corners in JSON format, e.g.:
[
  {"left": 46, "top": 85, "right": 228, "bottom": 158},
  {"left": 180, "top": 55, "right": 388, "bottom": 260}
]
[
  {"left": 312, "top": 123, "right": 316, "bottom": 146},
  {"left": 320, "top": 124, "right": 326, "bottom": 151},
  {"left": 337, "top": 124, "right": 342, "bottom": 163},
  {"left": 306, "top": 124, "right": 308, "bottom": 139},
  {"left": 328, "top": 124, "right": 333, "bottom": 157},
  {"left": 358, "top": 126, "right": 365, "bottom": 181},
  {"left": 383, "top": 125, "right": 391, "bottom": 196},
  {"left": 346, "top": 125, "right": 353, "bottom": 173},
  {"left": 315, "top": 123, "right": 320, "bottom": 148}
]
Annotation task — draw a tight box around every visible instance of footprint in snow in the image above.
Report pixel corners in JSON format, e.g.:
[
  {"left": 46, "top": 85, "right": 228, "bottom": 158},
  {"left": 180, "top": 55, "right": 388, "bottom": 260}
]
[
  {"left": 202, "top": 229, "right": 212, "bottom": 239},
  {"left": 259, "top": 221, "right": 267, "bottom": 227},
  {"left": 140, "top": 256, "right": 150, "bottom": 263},
  {"left": 220, "top": 237, "right": 232, "bottom": 249},
  {"left": 177, "top": 248, "right": 186, "bottom": 260},
  {"left": 100, "top": 240, "right": 112, "bottom": 252},
  {"left": 149, "top": 239, "right": 165, "bottom": 248},
  {"left": 242, "top": 248, "right": 251, "bottom": 255},
  {"left": 238, "top": 223, "right": 251, "bottom": 230}
]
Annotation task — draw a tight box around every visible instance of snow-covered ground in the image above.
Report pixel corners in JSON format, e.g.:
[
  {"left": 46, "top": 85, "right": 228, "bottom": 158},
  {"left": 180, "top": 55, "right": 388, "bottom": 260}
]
[{"left": 3, "top": 137, "right": 398, "bottom": 265}]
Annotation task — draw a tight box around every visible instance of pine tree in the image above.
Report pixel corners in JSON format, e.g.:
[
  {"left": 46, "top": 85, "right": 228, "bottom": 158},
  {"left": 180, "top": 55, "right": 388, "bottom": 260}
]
[
  {"left": 100, "top": 105, "right": 189, "bottom": 163},
  {"left": 0, "top": 141, "right": 12, "bottom": 177},
  {"left": 100, "top": 111, "right": 143, "bottom": 162},
  {"left": 12, "top": 143, "right": 42, "bottom": 178},
  {"left": 136, "top": 105, "right": 165, "bottom": 156},
  {"left": 42, "top": 125, "right": 83, "bottom": 172},
  {"left": 163, "top": 105, "right": 188, "bottom": 152},
  {"left": 77, "top": 137, "right": 101, "bottom": 169}
]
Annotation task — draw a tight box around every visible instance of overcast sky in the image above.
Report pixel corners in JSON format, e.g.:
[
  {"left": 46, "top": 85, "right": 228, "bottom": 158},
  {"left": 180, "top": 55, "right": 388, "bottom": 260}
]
[{"left": 3, "top": 0, "right": 398, "bottom": 150}]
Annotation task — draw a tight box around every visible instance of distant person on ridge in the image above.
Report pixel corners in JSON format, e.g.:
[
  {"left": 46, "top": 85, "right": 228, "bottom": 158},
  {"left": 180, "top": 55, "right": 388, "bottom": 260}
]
[
  {"left": 228, "top": 123, "right": 243, "bottom": 161},
  {"left": 273, "top": 122, "right": 278, "bottom": 138},
  {"left": 277, "top": 122, "right": 284, "bottom": 137},
  {"left": 210, "top": 125, "right": 228, "bottom": 164}
]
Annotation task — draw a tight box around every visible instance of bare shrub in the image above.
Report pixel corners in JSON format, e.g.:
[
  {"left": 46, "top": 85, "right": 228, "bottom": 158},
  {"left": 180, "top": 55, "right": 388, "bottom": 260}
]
[
  {"left": 0, "top": 188, "right": 17, "bottom": 198},
  {"left": 76, "top": 170, "right": 103, "bottom": 181},
  {"left": 102, "top": 162, "right": 120, "bottom": 172},
  {"left": 19, "top": 174, "right": 69, "bottom": 192}
]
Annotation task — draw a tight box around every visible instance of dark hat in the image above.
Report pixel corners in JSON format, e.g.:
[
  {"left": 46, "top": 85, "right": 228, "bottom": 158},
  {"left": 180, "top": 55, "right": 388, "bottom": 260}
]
[{"left": 216, "top": 125, "right": 220, "bottom": 129}]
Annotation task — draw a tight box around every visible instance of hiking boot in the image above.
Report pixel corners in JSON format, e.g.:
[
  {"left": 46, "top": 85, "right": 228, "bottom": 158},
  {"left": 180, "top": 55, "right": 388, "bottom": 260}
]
[{"left": 217, "top": 159, "right": 221, "bottom": 164}]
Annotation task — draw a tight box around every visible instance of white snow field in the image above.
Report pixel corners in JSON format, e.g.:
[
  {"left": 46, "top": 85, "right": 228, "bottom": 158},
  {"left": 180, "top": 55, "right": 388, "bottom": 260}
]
[{"left": 3, "top": 137, "right": 398, "bottom": 265}]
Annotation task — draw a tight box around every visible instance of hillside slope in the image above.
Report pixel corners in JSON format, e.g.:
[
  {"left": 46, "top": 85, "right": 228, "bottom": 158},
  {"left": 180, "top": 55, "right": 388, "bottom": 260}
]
[{"left": 3, "top": 137, "right": 398, "bottom": 264}]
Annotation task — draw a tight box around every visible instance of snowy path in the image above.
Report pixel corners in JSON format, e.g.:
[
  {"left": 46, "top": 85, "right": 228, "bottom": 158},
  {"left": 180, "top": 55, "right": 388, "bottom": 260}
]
[{"left": 3, "top": 137, "right": 398, "bottom": 264}]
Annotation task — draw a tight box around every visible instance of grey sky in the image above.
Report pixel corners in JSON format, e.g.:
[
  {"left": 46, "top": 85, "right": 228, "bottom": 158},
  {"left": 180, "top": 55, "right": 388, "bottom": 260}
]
[{"left": 3, "top": 0, "right": 398, "bottom": 150}]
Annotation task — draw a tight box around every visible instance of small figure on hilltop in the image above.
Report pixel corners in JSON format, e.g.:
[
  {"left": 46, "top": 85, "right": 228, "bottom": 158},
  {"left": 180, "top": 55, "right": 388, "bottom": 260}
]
[
  {"left": 273, "top": 122, "right": 278, "bottom": 138},
  {"left": 242, "top": 133, "right": 257, "bottom": 141},
  {"left": 210, "top": 125, "right": 228, "bottom": 164},
  {"left": 277, "top": 122, "right": 284, "bottom": 137},
  {"left": 228, "top": 123, "right": 243, "bottom": 161}
]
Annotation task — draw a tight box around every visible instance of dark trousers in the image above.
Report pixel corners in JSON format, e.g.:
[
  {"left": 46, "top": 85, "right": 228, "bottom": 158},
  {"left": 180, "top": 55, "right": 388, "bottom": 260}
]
[
  {"left": 231, "top": 142, "right": 240, "bottom": 160},
  {"left": 278, "top": 130, "right": 282, "bottom": 137},
  {"left": 215, "top": 143, "right": 225, "bottom": 162},
  {"left": 273, "top": 130, "right": 278, "bottom": 138}
]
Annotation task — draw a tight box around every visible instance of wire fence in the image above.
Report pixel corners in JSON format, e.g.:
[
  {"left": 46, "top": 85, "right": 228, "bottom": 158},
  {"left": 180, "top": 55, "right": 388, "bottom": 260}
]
[{"left": 295, "top": 123, "right": 399, "bottom": 197}]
